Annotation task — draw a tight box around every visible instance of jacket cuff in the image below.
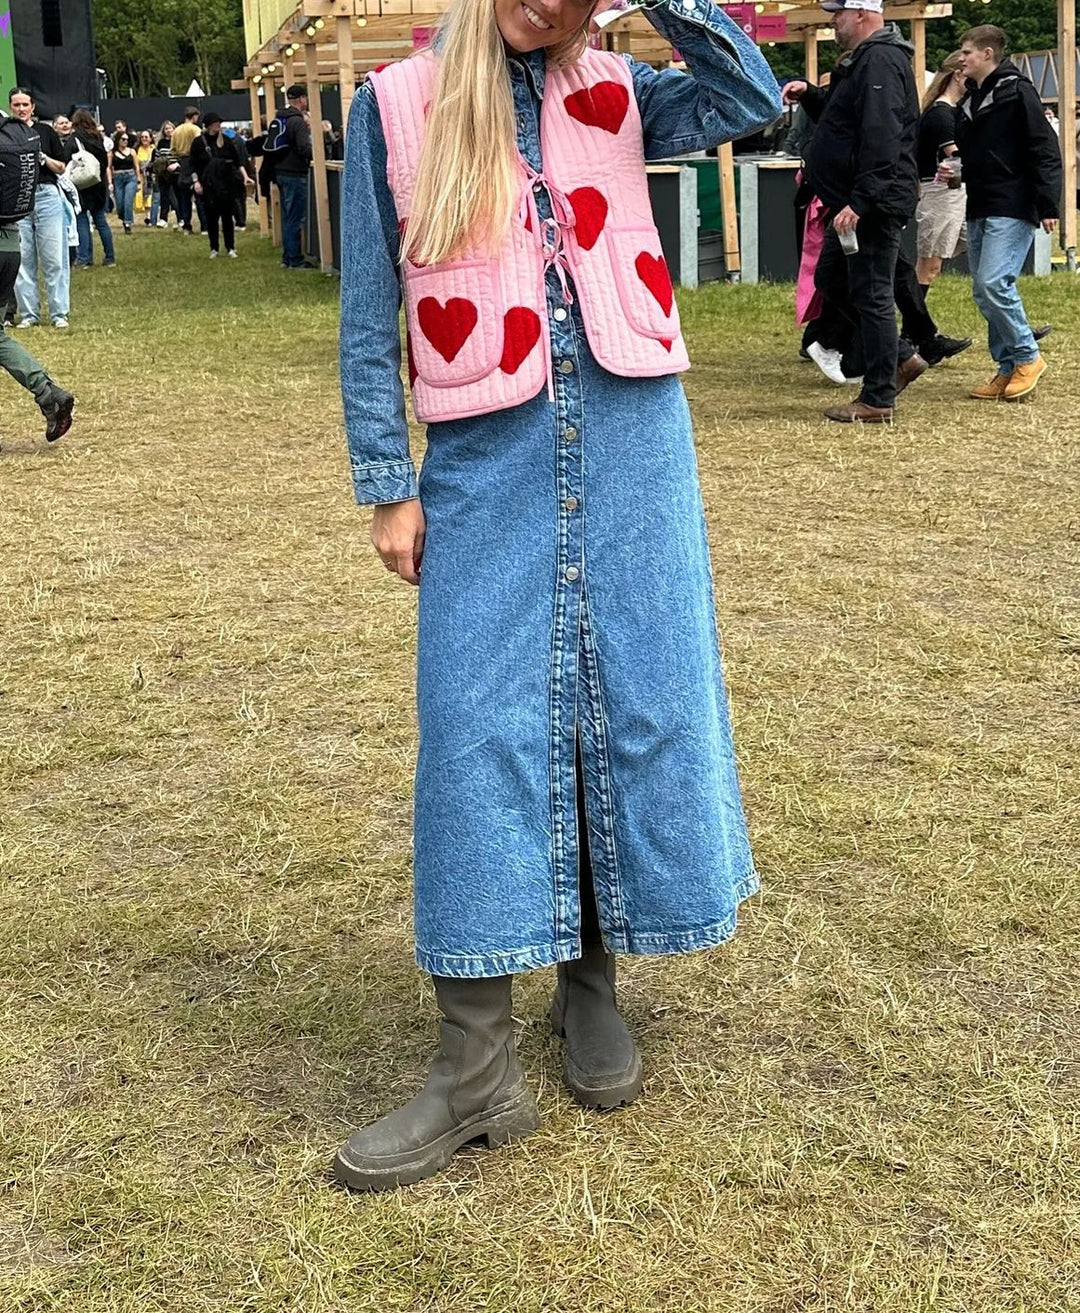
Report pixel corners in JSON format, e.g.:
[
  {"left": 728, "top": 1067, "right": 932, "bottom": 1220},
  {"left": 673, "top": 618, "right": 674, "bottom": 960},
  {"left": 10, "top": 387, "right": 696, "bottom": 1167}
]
[
  {"left": 643, "top": 0, "right": 744, "bottom": 60},
  {"left": 351, "top": 459, "right": 419, "bottom": 506}
]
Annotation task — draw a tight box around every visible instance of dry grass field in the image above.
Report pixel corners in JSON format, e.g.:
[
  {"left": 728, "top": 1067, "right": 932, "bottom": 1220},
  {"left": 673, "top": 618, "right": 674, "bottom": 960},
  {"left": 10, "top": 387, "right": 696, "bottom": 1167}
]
[{"left": 1, "top": 226, "right": 1078, "bottom": 1313}]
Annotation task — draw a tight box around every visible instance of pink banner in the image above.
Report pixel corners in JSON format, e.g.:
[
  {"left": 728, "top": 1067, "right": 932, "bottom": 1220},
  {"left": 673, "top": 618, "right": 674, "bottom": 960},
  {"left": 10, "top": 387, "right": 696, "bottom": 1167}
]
[
  {"left": 755, "top": 14, "right": 788, "bottom": 40},
  {"left": 722, "top": 3, "right": 756, "bottom": 38}
]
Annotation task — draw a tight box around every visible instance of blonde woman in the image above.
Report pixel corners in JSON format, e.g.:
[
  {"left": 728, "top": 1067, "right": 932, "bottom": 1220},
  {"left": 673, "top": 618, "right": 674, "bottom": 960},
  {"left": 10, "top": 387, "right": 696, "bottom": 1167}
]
[
  {"left": 915, "top": 52, "right": 967, "bottom": 287},
  {"left": 335, "top": 0, "right": 781, "bottom": 1191}
]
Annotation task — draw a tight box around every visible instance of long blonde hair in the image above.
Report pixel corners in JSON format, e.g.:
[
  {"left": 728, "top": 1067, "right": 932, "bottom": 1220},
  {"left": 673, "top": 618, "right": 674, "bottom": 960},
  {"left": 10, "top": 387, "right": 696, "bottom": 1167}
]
[
  {"left": 403, "top": 0, "right": 591, "bottom": 267},
  {"left": 921, "top": 51, "right": 963, "bottom": 113}
]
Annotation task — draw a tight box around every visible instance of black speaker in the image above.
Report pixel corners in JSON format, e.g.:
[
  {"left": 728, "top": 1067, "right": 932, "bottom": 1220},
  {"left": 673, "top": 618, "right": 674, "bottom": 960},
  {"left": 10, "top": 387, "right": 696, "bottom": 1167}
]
[{"left": 10, "top": 0, "right": 96, "bottom": 117}]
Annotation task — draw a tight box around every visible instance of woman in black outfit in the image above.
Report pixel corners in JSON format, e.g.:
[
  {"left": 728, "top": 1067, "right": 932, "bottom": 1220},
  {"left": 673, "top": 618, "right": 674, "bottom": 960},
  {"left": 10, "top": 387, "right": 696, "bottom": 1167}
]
[
  {"left": 71, "top": 110, "right": 116, "bottom": 268},
  {"left": 190, "top": 113, "right": 250, "bottom": 259}
]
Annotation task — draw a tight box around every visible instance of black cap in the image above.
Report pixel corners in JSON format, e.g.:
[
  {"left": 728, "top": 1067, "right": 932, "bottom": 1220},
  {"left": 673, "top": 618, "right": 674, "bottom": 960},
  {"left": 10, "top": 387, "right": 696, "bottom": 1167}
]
[
  {"left": 285, "top": 84, "right": 307, "bottom": 101},
  {"left": 202, "top": 111, "right": 223, "bottom": 128}
]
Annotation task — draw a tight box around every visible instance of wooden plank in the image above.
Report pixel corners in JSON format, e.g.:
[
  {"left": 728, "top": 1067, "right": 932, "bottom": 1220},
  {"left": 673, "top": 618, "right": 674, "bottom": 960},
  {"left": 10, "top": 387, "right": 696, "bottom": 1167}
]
[
  {"left": 804, "top": 26, "right": 817, "bottom": 84},
  {"left": 911, "top": 18, "right": 926, "bottom": 93},
  {"left": 337, "top": 14, "right": 356, "bottom": 133},
  {"left": 1059, "top": 0, "right": 1077, "bottom": 266},
  {"left": 718, "top": 140, "right": 740, "bottom": 277},
  {"left": 305, "top": 41, "right": 336, "bottom": 272},
  {"left": 248, "top": 78, "right": 271, "bottom": 238}
]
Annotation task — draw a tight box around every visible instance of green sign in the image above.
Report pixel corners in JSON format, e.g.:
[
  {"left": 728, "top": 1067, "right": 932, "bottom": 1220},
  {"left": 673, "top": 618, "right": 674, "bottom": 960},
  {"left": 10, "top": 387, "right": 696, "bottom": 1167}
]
[{"left": 0, "top": 0, "right": 16, "bottom": 99}]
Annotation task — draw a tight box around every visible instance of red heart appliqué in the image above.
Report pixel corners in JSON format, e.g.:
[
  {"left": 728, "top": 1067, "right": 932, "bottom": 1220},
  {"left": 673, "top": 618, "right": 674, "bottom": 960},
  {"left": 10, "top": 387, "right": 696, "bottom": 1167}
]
[
  {"left": 659, "top": 338, "right": 674, "bottom": 352},
  {"left": 500, "top": 307, "right": 541, "bottom": 375},
  {"left": 564, "top": 81, "right": 629, "bottom": 136},
  {"left": 635, "top": 252, "right": 674, "bottom": 317},
  {"left": 569, "top": 187, "right": 608, "bottom": 252},
  {"left": 417, "top": 296, "right": 478, "bottom": 364}
]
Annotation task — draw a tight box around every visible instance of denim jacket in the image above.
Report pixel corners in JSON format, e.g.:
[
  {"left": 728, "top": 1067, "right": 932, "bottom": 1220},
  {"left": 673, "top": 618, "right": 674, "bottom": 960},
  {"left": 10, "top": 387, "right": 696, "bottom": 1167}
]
[{"left": 339, "top": 0, "right": 781, "bottom": 506}]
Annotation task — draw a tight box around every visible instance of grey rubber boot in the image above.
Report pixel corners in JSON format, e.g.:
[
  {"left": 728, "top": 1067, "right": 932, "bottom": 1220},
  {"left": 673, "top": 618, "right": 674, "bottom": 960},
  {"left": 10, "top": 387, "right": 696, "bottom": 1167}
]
[
  {"left": 333, "top": 974, "right": 539, "bottom": 1191},
  {"left": 550, "top": 945, "right": 644, "bottom": 1110}
]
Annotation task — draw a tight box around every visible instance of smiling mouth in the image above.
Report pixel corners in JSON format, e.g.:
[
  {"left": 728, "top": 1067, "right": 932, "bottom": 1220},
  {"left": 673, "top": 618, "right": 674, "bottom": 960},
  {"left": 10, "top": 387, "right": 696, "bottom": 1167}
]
[{"left": 521, "top": 3, "right": 554, "bottom": 30}]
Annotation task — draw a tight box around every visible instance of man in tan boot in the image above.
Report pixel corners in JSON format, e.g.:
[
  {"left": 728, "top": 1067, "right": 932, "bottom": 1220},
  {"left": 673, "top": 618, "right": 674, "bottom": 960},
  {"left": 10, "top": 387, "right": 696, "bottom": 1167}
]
[{"left": 954, "top": 25, "right": 1061, "bottom": 401}]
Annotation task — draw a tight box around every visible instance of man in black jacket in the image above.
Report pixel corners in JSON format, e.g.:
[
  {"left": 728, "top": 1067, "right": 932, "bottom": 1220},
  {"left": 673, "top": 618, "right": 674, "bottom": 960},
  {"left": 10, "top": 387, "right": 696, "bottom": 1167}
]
[
  {"left": 784, "top": 0, "right": 924, "bottom": 423},
  {"left": 954, "top": 25, "right": 1062, "bottom": 401},
  {"left": 268, "top": 86, "right": 314, "bottom": 270}
]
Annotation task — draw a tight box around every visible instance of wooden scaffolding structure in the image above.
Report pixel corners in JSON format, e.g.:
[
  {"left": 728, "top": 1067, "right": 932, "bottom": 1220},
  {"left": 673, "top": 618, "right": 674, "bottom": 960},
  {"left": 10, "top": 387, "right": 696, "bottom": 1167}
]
[{"left": 233, "top": 0, "right": 1077, "bottom": 273}]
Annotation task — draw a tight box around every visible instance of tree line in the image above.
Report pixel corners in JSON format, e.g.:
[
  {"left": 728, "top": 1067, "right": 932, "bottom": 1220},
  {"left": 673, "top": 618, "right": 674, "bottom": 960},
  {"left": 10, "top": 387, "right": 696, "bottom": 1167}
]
[{"left": 92, "top": 0, "right": 246, "bottom": 99}]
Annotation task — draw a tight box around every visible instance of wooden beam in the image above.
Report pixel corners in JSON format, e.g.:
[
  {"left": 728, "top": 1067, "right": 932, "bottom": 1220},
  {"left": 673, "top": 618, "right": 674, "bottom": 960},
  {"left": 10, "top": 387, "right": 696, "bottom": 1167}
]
[
  {"left": 337, "top": 14, "right": 356, "bottom": 133},
  {"left": 911, "top": 18, "right": 927, "bottom": 94},
  {"left": 804, "top": 27, "right": 818, "bottom": 84},
  {"left": 1059, "top": 0, "right": 1077, "bottom": 266},
  {"left": 305, "top": 41, "right": 335, "bottom": 273},
  {"left": 718, "top": 141, "right": 740, "bottom": 278},
  {"left": 248, "top": 79, "right": 271, "bottom": 239},
  {"left": 265, "top": 77, "right": 282, "bottom": 246}
]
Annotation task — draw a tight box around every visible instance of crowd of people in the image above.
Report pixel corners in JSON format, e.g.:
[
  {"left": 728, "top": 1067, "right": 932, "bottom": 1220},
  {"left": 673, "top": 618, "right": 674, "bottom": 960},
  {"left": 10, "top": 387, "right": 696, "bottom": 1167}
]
[
  {"left": 0, "top": 83, "right": 336, "bottom": 444},
  {"left": 784, "top": 1, "right": 1064, "bottom": 421}
]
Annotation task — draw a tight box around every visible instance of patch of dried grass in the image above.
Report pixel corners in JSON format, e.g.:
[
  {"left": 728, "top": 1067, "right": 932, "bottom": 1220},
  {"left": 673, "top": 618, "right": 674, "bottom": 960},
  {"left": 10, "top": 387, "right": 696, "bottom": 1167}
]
[{"left": 0, "top": 229, "right": 1078, "bottom": 1312}]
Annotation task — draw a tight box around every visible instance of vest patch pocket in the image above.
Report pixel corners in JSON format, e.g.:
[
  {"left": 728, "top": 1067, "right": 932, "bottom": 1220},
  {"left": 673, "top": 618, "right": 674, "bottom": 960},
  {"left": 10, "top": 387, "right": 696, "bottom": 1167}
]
[
  {"left": 406, "top": 258, "right": 503, "bottom": 387},
  {"left": 604, "top": 228, "right": 680, "bottom": 342}
]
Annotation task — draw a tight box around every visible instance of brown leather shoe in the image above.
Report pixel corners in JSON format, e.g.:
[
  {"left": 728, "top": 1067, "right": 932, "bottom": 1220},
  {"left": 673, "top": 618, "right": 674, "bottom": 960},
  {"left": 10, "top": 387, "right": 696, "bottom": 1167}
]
[
  {"left": 824, "top": 400, "right": 894, "bottom": 424},
  {"left": 895, "top": 352, "right": 928, "bottom": 394},
  {"left": 969, "top": 373, "right": 1010, "bottom": 400},
  {"left": 1003, "top": 355, "right": 1046, "bottom": 400}
]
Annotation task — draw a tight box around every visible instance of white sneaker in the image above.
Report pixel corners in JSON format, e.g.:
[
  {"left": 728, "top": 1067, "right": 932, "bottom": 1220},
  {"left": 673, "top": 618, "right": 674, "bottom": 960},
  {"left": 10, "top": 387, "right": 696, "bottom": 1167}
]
[
  {"left": 209, "top": 250, "right": 218, "bottom": 259},
  {"left": 53, "top": 316, "right": 69, "bottom": 329},
  {"left": 227, "top": 249, "right": 238, "bottom": 259},
  {"left": 156, "top": 219, "right": 167, "bottom": 228},
  {"left": 808, "top": 341, "right": 847, "bottom": 386},
  {"left": 13, "top": 317, "right": 40, "bottom": 329}
]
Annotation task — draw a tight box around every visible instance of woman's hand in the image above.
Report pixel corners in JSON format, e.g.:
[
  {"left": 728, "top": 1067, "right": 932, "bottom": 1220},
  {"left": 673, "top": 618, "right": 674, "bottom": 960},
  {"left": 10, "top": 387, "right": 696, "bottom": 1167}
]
[{"left": 371, "top": 498, "right": 426, "bottom": 586}]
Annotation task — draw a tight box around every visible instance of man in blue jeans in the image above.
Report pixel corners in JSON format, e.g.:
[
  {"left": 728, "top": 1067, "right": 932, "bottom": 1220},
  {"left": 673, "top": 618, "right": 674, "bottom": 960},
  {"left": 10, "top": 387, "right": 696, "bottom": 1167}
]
[
  {"left": 272, "top": 86, "right": 313, "bottom": 269},
  {"left": 955, "top": 24, "right": 1062, "bottom": 401},
  {"left": 8, "top": 89, "right": 71, "bottom": 329}
]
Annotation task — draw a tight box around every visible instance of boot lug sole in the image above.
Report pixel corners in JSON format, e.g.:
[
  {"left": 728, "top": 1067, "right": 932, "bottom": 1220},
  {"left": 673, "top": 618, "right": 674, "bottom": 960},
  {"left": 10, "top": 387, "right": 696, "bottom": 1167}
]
[
  {"left": 332, "top": 1091, "right": 540, "bottom": 1192},
  {"left": 551, "top": 1014, "right": 644, "bottom": 1110},
  {"left": 562, "top": 1050, "right": 644, "bottom": 1110}
]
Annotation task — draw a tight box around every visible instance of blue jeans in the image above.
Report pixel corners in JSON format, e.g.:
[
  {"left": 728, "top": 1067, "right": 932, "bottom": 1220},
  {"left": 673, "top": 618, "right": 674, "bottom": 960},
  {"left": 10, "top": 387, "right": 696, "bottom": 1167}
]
[
  {"left": 76, "top": 205, "right": 116, "bottom": 265},
  {"left": 16, "top": 184, "right": 71, "bottom": 321},
  {"left": 968, "top": 217, "right": 1039, "bottom": 375},
  {"left": 276, "top": 171, "right": 308, "bottom": 267},
  {"left": 114, "top": 172, "right": 138, "bottom": 225}
]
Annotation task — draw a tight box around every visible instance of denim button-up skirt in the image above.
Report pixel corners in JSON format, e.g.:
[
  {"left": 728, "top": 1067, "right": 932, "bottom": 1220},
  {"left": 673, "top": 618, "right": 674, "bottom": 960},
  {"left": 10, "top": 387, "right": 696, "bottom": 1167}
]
[{"left": 412, "top": 298, "right": 757, "bottom": 979}]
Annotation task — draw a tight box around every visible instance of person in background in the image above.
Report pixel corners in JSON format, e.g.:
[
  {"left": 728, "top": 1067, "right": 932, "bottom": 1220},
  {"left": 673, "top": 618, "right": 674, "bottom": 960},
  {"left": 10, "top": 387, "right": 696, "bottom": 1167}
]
[
  {"left": 7, "top": 88, "right": 71, "bottom": 329},
  {"left": 1, "top": 208, "right": 75, "bottom": 442},
  {"left": 109, "top": 130, "right": 140, "bottom": 235},
  {"left": 915, "top": 52, "right": 966, "bottom": 292},
  {"left": 152, "top": 122, "right": 179, "bottom": 227},
  {"left": 955, "top": 24, "right": 1062, "bottom": 401},
  {"left": 190, "top": 112, "right": 250, "bottom": 259},
  {"left": 783, "top": 0, "right": 925, "bottom": 424},
  {"left": 269, "top": 85, "right": 314, "bottom": 269},
  {"left": 70, "top": 109, "right": 115, "bottom": 268},
  {"left": 223, "top": 125, "right": 252, "bottom": 229},
  {"left": 169, "top": 108, "right": 202, "bottom": 234},
  {"left": 135, "top": 129, "right": 154, "bottom": 222}
]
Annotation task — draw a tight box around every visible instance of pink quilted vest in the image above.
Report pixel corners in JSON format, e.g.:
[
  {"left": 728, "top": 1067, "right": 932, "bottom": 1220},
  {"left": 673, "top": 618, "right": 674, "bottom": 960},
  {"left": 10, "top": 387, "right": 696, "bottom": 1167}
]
[{"left": 369, "top": 49, "right": 690, "bottom": 424}]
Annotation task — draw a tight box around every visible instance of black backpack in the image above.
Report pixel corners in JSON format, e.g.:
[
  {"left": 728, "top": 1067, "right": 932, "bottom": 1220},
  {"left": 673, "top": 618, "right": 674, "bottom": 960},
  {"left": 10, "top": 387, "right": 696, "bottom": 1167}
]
[{"left": 0, "top": 114, "right": 40, "bottom": 224}]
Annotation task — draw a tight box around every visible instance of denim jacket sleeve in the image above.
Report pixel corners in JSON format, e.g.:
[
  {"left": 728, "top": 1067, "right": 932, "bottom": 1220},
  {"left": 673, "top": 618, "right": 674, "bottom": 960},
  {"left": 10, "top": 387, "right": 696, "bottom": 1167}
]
[
  {"left": 339, "top": 83, "right": 419, "bottom": 506},
  {"left": 627, "top": 0, "right": 783, "bottom": 160}
]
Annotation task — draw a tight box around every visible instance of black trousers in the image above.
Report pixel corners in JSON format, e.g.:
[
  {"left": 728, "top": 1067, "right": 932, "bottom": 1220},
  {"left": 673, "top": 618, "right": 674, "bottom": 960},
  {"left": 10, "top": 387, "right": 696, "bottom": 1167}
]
[
  {"left": 815, "top": 215, "right": 912, "bottom": 408},
  {"left": 204, "top": 195, "right": 235, "bottom": 253}
]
